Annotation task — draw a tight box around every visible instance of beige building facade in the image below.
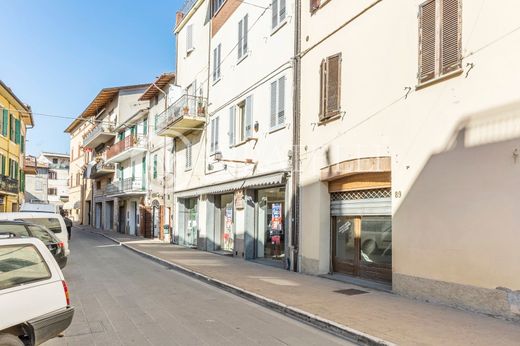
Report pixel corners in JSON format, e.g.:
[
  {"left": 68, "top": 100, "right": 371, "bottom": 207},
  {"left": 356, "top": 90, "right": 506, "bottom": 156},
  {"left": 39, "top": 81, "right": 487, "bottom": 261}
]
[
  {"left": 298, "top": 0, "right": 520, "bottom": 319},
  {"left": 65, "top": 112, "right": 95, "bottom": 224}
]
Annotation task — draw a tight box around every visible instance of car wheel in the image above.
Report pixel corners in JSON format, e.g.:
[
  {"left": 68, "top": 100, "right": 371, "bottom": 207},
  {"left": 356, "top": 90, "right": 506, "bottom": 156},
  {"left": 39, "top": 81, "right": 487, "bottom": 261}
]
[
  {"left": 362, "top": 239, "right": 378, "bottom": 255},
  {"left": 0, "top": 333, "right": 24, "bottom": 346}
]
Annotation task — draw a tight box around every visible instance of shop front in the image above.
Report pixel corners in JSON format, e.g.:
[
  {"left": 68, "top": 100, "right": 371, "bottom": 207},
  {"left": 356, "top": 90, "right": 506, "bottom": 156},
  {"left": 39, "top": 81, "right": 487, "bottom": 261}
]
[
  {"left": 178, "top": 197, "right": 198, "bottom": 247},
  {"left": 255, "top": 187, "right": 286, "bottom": 262},
  {"left": 218, "top": 194, "right": 234, "bottom": 252}
]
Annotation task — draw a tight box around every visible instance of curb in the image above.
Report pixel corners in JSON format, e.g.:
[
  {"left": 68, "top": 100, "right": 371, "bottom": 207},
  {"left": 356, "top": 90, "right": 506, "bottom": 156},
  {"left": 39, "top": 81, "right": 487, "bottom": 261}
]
[{"left": 90, "top": 230, "right": 395, "bottom": 346}]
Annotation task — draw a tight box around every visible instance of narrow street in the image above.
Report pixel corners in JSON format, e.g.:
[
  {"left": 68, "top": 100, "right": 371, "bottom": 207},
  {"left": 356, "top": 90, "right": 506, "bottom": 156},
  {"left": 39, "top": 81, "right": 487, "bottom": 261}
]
[{"left": 46, "top": 229, "right": 353, "bottom": 346}]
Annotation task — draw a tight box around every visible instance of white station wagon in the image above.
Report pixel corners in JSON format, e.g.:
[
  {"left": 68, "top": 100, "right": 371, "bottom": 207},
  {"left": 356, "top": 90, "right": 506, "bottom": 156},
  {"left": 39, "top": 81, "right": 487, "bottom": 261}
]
[{"left": 0, "top": 237, "right": 74, "bottom": 345}]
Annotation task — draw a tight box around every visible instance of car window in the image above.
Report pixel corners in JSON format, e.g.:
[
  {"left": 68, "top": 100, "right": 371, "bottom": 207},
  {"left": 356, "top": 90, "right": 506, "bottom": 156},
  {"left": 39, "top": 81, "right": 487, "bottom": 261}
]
[
  {"left": 0, "top": 224, "right": 30, "bottom": 238},
  {"left": 0, "top": 244, "right": 52, "bottom": 290},
  {"left": 17, "top": 218, "right": 62, "bottom": 233},
  {"left": 27, "top": 225, "right": 58, "bottom": 245}
]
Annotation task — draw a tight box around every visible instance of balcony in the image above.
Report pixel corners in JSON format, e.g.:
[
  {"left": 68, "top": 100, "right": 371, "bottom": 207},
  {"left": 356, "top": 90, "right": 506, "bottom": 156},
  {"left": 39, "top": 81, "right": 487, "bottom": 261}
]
[
  {"left": 156, "top": 94, "right": 207, "bottom": 138},
  {"left": 83, "top": 122, "right": 116, "bottom": 149},
  {"left": 0, "top": 175, "right": 19, "bottom": 195},
  {"left": 90, "top": 160, "right": 115, "bottom": 179},
  {"left": 106, "top": 178, "right": 146, "bottom": 196},
  {"left": 106, "top": 135, "right": 147, "bottom": 163}
]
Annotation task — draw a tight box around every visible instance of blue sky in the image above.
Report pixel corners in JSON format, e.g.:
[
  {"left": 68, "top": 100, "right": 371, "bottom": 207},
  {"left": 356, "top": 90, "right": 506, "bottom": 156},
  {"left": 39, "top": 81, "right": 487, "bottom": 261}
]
[{"left": 0, "top": 0, "right": 182, "bottom": 156}]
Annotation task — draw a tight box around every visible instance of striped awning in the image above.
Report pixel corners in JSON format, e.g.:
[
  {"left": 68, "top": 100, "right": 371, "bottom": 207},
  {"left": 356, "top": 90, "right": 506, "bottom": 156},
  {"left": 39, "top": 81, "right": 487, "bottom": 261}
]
[{"left": 175, "top": 171, "right": 287, "bottom": 198}]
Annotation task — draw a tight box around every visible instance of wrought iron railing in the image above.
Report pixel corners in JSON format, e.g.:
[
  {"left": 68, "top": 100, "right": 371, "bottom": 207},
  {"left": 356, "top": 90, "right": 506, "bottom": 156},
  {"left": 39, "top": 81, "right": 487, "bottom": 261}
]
[
  {"left": 106, "top": 135, "right": 147, "bottom": 160},
  {"left": 0, "top": 175, "right": 19, "bottom": 194},
  {"left": 83, "top": 122, "right": 116, "bottom": 147},
  {"left": 179, "top": 0, "right": 197, "bottom": 15},
  {"left": 106, "top": 178, "right": 145, "bottom": 195},
  {"left": 156, "top": 94, "right": 207, "bottom": 133}
]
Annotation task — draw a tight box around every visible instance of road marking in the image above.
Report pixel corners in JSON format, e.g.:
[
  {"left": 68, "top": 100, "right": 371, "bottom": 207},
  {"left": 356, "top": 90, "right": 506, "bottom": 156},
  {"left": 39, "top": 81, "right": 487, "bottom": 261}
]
[{"left": 96, "top": 244, "right": 121, "bottom": 248}]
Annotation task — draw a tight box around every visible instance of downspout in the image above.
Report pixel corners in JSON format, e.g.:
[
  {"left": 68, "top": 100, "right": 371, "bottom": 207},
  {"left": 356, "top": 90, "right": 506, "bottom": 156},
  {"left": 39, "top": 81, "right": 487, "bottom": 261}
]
[{"left": 291, "top": 0, "right": 302, "bottom": 272}]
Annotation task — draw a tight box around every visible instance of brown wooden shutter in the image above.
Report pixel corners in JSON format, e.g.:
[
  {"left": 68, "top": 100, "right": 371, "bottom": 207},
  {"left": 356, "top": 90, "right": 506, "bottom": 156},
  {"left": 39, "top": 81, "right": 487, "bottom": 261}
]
[
  {"left": 310, "top": 0, "right": 321, "bottom": 12},
  {"left": 326, "top": 54, "right": 341, "bottom": 116},
  {"left": 319, "top": 59, "right": 327, "bottom": 120},
  {"left": 418, "top": 0, "right": 436, "bottom": 83},
  {"left": 441, "top": 0, "right": 461, "bottom": 74}
]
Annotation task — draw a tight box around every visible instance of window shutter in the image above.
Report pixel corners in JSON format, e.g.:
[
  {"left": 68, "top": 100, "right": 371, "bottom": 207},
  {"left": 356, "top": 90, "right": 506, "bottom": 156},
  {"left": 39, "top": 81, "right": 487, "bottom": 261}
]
[
  {"left": 1, "top": 155, "right": 4, "bottom": 175},
  {"left": 153, "top": 155, "right": 158, "bottom": 179},
  {"left": 243, "top": 15, "right": 248, "bottom": 54},
  {"left": 210, "top": 118, "right": 216, "bottom": 152},
  {"left": 1, "top": 109, "right": 7, "bottom": 136},
  {"left": 21, "top": 135, "right": 25, "bottom": 153},
  {"left": 326, "top": 54, "right": 341, "bottom": 115},
  {"left": 418, "top": 0, "right": 436, "bottom": 83},
  {"left": 319, "top": 59, "right": 327, "bottom": 120},
  {"left": 215, "top": 116, "right": 220, "bottom": 151},
  {"left": 186, "top": 142, "right": 192, "bottom": 169},
  {"left": 310, "top": 0, "right": 321, "bottom": 12},
  {"left": 278, "top": 76, "right": 285, "bottom": 125},
  {"left": 441, "top": 0, "right": 461, "bottom": 74},
  {"left": 187, "top": 24, "right": 194, "bottom": 52},
  {"left": 245, "top": 95, "right": 253, "bottom": 138},
  {"left": 229, "top": 106, "right": 236, "bottom": 146},
  {"left": 15, "top": 118, "right": 20, "bottom": 144},
  {"left": 279, "top": 0, "right": 286, "bottom": 21},
  {"left": 9, "top": 114, "right": 14, "bottom": 141},
  {"left": 213, "top": 47, "right": 217, "bottom": 81},
  {"left": 143, "top": 119, "right": 148, "bottom": 135},
  {"left": 272, "top": 0, "right": 278, "bottom": 28},
  {"left": 238, "top": 19, "right": 243, "bottom": 59},
  {"left": 270, "top": 81, "right": 277, "bottom": 128}
]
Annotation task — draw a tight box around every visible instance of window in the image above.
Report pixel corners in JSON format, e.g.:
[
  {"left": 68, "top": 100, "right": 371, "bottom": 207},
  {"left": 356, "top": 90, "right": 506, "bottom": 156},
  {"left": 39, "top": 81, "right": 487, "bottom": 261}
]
[
  {"left": 238, "top": 96, "right": 253, "bottom": 141},
  {"left": 48, "top": 171, "right": 57, "bottom": 180},
  {"left": 210, "top": 117, "right": 220, "bottom": 153},
  {"left": 212, "top": 0, "right": 225, "bottom": 15},
  {"left": 270, "top": 76, "right": 286, "bottom": 128},
  {"left": 96, "top": 181, "right": 101, "bottom": 189},
  {"left": 0, "top": 245, "right": 51, "bottom": 290},
  {"left": 319, "top": 53, "right": 342, "bottom": 120},
  {"left": 213, "top": 44, "right": 222, "bottom": 82},
  {"left": 153, "top": 154, "right": 158, "bottom": 179},
  {"left": 52, "top": 158, "right": 58, "bottom": 164},
  {"left": 271, "top": 0, "right": 286, "bottom": 29},
  {"left": 186, "top": 24, "right": 194, "bottom": 53},
  {"left": 9, "top": 159, "right": 18, "bottom": 180},
  {"left": 76, "top": 173, "right": 80, "bottom": 186},
  {"left": 238, "top": 15, "right": 248, "bottom": 60},
  {"left": 0, "top": 154, "right": 5, "bottom": 176},
  {"left": 185, "top": 142, "right": 192, "bottom": 170},
  {"left": 0, "top": 224, "right": 30, "bottom": 237},
  {"left": 228, "top": 106, "right": 236, "bottom": 147},
  {"left": 418, "top": 0, "right": 461, "bottom": 84},
  {"left": 9, "top": 114, "right": 15, "bottom": 141},
  {"left": 1, "top": 108, "right": 7, "bottom": 137},
  {"left": 143, "top": 118, "right": 148, "bottom": 135},
  {"left": 48, "top": 188, "right": 57, "bottom": 196},
  {"left": 16, "top": 218, "right": 62, "bottom": 233}
]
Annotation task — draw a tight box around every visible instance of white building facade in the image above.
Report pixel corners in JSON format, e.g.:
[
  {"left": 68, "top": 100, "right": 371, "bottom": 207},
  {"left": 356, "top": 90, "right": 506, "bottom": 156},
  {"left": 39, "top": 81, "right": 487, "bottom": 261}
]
[
  {"left": 298, "top": 0, "right": 520, "bottom": 319},
  {"left": 38, "top": 152, "right": 70, "bottom": 208},
  {"left": 161, "top": 0, "right": 297, "bottom": 267}
]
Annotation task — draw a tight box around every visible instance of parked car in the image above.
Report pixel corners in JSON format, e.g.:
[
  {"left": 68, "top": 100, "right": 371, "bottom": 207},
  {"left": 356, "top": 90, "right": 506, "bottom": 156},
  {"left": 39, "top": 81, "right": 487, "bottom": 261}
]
[
  {"left": 0, "top": 237, "right": 74, "bottom": 345},
  {"left": 0, "top": 213, "right": 70, "bottom": 257},
  {"left": 0, "top": 221, "right": 67, "bottom": 269},
  {"left": 20, "top": 203, "right": 60, "bottom": 214}
]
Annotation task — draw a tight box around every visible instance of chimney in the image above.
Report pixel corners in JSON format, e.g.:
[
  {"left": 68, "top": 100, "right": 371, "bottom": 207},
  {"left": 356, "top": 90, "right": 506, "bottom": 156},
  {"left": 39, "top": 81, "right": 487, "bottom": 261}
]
[{"left": 175, "top": 11, "right": 185, "bottom": 28}]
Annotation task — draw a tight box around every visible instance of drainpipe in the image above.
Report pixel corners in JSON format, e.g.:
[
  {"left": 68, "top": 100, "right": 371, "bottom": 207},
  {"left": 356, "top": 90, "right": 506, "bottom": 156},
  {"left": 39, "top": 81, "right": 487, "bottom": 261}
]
[{"left": 291, "top": 0, "right": 302, "bottom": 272}]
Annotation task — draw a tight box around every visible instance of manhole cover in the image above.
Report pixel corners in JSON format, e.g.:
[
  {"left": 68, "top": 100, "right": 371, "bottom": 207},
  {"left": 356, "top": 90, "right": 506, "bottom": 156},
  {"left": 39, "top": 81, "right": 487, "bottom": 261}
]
[{"left": 334, "top": 288, "right": 368, "bottom": 296}]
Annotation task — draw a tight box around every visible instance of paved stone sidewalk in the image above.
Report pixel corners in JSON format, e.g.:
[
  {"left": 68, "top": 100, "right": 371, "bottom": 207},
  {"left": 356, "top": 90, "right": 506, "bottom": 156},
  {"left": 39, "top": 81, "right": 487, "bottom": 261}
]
[{"left": 86, "top": 228, "right": 520, "bottom": 346}]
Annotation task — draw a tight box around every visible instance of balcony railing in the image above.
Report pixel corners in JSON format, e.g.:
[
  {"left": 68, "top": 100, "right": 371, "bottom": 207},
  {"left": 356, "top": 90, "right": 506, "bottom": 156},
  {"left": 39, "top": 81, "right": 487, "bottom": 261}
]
[
  {"left": 83, "top": 122, "right": 116, "bottom": 148},
  {"left": 156, "top": 94, "right": 207, "bottom": 136},
  {"left": 0, "top": 175, "right": 19, "bottom": 194},
  {"left": 106, "top": 135, "right": 147, "bottom": 161},
  {"left": 106, "top": 178, "right": 145, "bottom": 195},
  {"left": 90, "top": 160, "right": 115, "bottom": 178}
]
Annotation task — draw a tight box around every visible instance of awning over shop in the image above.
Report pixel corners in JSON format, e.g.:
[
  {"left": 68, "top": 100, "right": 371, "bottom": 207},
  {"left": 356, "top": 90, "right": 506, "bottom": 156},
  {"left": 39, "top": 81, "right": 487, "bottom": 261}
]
[{"left": 175, "top": 171, "right": 288, "bottom": 198}]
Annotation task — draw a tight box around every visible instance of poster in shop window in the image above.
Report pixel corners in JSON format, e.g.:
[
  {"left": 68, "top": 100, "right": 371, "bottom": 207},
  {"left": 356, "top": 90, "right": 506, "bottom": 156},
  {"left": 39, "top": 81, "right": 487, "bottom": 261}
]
[{"left": 271, "top": 203, "right": 282, "bottom": 232}]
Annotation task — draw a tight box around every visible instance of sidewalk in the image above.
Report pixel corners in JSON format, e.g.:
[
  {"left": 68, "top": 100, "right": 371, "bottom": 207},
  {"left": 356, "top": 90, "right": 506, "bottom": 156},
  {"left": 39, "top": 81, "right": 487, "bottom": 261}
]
[{"left": 83, "top": 227, "right": 520, "bottom": 346}]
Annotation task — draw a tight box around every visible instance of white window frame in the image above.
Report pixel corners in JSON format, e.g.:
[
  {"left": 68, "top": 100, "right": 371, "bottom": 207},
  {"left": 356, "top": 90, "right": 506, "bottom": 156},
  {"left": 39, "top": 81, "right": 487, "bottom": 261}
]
[
  {"left": 270, "top": 76, "right": 286, "bottom": 130},
  {"left": 210, "top": 116, "right": 220, "bottom": 154},
  {"left": 271, "top": 0, "right": 287, "bottom": 31},
  {"left": 185, "top": 142, "right": 192, "bottom": 171},
  {"left": 213, "top": 44, "right": 222, "bottom": 83},
  {"left": 186, "top": 24, "right": 194, "bottom": 54},
  {"left": 238, "top": 15, "right": 248, "bottom": 62}
]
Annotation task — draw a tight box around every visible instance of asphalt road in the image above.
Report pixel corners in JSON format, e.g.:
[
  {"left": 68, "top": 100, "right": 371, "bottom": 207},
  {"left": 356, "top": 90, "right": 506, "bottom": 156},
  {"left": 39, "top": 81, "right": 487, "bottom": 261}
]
[{"left": 45, "top": 229, "right": 354, "bottom": 346}]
